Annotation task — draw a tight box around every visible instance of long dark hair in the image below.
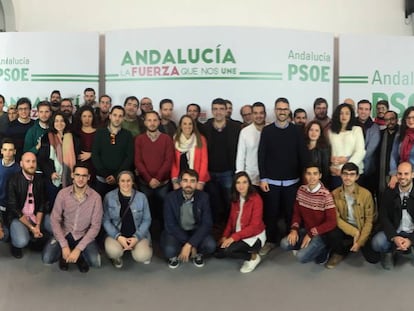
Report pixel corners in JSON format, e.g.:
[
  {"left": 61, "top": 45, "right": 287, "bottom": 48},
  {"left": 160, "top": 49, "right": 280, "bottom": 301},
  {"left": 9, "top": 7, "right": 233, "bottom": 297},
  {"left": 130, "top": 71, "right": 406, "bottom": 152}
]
[
  {"left": 331, "top": 103, "right": 356, "bottom": 134},
  {"left": 399, "top": 106, "right": 414, "bottom": 142},
  {"left": 174, "top": 115, "right": 202, "bottom": 148},
  {"left": 49, "top": 112, "right": 70, "bottom": 134},
  {"left": 231, "top": 171, "right": 256, "bottom": 202},
  {"left": 305, "top": 120, "right": 328, "bottom": 149},
  {"left": 73, "top": 105, "right": 97, "bottom": 134}
]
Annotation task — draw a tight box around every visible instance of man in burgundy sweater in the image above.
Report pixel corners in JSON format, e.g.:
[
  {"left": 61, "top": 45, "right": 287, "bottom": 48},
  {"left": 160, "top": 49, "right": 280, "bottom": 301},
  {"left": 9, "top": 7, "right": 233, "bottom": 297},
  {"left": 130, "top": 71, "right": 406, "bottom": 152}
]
[
  {"left": 280, "top": 164, "right": 337, "bottom": 263},
  {"left": 135, "top": 111, "right": 174, "bottom": 229}
]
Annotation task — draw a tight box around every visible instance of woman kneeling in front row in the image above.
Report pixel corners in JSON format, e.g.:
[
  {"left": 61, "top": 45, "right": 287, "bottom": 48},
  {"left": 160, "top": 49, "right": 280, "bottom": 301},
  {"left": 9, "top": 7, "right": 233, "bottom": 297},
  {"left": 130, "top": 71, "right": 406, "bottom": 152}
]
[
  {"left": 217, "top": 172, "right": 266, "bottom": 273},
  {"left": 103, "top": 171, "right": 153, "bottom": 268}
]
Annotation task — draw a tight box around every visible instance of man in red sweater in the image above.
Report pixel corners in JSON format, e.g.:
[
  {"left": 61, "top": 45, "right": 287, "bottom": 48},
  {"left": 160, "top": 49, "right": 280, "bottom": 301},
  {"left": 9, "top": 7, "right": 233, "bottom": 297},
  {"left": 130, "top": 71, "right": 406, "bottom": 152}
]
[
  {"left": 135, "top": 111, "right": 174, "bottom": 230},
  {"left": 280, "top": 164, "right": 337, "bottom": 263}
]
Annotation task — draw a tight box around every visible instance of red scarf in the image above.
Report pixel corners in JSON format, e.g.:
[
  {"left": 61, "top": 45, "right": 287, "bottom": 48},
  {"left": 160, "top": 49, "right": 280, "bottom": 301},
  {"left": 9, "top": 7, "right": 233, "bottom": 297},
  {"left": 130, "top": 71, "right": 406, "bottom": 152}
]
[{"left": 400, "top": 128, "right": 414, "bottom": 162}]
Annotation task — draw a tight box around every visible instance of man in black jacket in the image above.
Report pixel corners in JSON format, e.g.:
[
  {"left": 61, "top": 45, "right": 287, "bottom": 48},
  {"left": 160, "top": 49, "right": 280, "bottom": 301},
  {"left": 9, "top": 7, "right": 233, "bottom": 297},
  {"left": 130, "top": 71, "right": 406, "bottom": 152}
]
[
  {"left": 372, "top": 162, "right": 414, "bottom": 270},
  {"left": 161, "top": 169, "right": 216, "bottom": 269},
  {"left": 7, "top": 152, "right": 50, "bottom": 258}
]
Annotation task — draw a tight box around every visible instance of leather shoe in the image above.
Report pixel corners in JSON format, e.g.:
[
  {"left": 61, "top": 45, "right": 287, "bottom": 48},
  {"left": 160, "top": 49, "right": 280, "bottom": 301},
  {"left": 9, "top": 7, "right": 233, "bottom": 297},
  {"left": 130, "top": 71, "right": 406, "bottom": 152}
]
[
  {"left": 11, "top": 246, "right": 23, "bottom": 259},
  {"left": 59, "top": 258, "right": 69, "bottom": 271},
  {"left": 76, "top": 256, "right": 89, "bottom": 273}
]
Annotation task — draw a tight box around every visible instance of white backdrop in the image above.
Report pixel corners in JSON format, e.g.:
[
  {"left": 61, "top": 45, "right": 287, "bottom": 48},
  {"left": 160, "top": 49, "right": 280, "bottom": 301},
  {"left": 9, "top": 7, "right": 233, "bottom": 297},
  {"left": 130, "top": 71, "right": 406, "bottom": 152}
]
[
  {"left": 0, "top": 32, "right": 99, "bottom": 111},
  {"left": 339, "top": 33, "right": 414, "bottom": 117},
  {"left": 106, "top": 27, "right": 334, "bottom": 121}
]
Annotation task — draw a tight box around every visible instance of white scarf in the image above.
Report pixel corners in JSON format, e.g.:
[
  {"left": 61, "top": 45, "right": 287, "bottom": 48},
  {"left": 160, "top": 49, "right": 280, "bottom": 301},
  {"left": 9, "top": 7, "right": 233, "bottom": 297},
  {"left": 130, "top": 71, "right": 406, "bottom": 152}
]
[{"left": 175, "top": 133, "right": 196, "bottom": 169}]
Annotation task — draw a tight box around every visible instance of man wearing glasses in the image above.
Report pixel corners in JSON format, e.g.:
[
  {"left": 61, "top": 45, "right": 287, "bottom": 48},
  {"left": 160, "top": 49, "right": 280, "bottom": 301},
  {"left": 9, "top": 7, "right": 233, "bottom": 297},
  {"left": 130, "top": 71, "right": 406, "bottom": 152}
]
[
  {"left": 325, "top": 162, "right": 377, "bottom": 269},
  {"left": 42, "top": 164, "right": 103, "bottom": 273},
  {"left": 5, "top": 97, "right": 34, "bottom": 162},
  {"left": 258, "top": 97, "right": 308, "bottom": 256},
  {"left": 378, "top": 111, "right": 399, "bottom": 196},
  {"left": 7, "top": 152, "right": 50, "bottom": 258},
  {"left": 92, "top": 106, "right": 133, "bottom": 199}
]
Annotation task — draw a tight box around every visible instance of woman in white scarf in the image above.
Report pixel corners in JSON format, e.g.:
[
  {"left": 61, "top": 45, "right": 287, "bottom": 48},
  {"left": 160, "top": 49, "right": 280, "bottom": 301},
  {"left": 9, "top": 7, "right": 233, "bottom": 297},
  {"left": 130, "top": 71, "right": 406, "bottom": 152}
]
[{"left": 171, "top": 115, "right": 209, "bottom": 190}]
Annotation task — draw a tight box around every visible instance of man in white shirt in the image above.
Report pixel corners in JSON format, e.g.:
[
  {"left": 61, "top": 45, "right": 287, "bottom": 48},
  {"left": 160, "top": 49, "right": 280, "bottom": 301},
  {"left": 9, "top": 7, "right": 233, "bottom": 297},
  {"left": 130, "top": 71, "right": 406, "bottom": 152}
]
[{"left": 235, "top": 102, "right": 267, "bottom": 187}]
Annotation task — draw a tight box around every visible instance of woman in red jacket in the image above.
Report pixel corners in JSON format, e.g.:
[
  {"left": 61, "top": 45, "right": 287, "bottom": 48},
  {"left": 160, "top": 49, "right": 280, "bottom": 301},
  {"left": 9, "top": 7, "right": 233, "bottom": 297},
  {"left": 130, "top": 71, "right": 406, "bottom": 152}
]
[
  {"left": 218, "top": 172, "right": 266, "bottom": 273},
  {"left": 171, "top": 115, "right": 209, "bottom": 190}
]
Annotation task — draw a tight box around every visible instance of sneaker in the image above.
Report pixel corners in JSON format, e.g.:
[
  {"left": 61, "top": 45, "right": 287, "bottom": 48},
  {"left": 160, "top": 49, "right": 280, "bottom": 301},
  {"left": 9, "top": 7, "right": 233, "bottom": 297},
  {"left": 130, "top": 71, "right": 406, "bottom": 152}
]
[
  {"left": 59, "top": 258, "right": 69, "bottom": 271},
  {"left": 168, "top": 257, "right": 180, "bottom": 269},
  {"left": 380, "top": 252, "right": 394, "bottom": 270},
  {"left": 259, "top": 242, "right": 276, "bottom": 256},
  {"left": 111, "top": 257, "right": 123, "bottom": 269},
  {"left": 143, "top": 259, "right": 151, "bottom": 265},
  {"left": 11, "top": 246, "right": 23, "bottom": 259},
  {"left": 192, "top": 254, "right": 205, "bottom": 268},
  {"left": 325, "top": 253, "right": 344, "bottom": 269},
  {"left": 315, "top": 249, "right": 330, "bottom": 264},
  {"left": 240, "top": 254, "right": 261, "bottom": 273}
]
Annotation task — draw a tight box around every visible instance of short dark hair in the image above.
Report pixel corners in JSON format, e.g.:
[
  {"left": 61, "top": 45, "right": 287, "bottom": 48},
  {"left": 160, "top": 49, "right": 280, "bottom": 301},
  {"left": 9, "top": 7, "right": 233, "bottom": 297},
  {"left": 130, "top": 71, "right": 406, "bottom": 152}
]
[
  {"left": 16, "top": 97, "right": 32, "bottom": 110},
  {"left": 341, "top": 162, "right": 359, "bottom": 175},
  {"left": 357, "top": 99, "right": 372, "bottom": 110},
  {"left": 179, "top": 168, "right": 199, "bottom": 181},
  {"left": 1, "top": 138, "right": 15, "bottom": 148},
  {"left": 50, "top": 90, "right": 61, "bottom": 97},
  {"left": 0, "top": 94, "right": 5, "bottom": 103},
  {"left": 211, "top": 98, "right": 226, "bottom": 108},
  {"left": 110, "top": 105, "right": 125, "bottom": 116},
  {"left": 84, "top": 87, "right": 95, "bottom": 95},
  {"left": 37, "top": 100, "right": 51, "bottom": 111},
  {"left": 124, "top": 96, "right": 139, "bottom": 107},
  {"left": 99, "top": 94, "right": 112, "bottom": 103},
  {"left": 187, "top": 103, "right": 201, "bottom": 113},
  {"left": 376, "top": 100, "right": 389, "bottom": 109},
  {"left": 61, "top": 98, "right": 73, "bottom": 106},
  {"left": 159, "top": 98, "right": 173, "bottom": 109},
  {"left": 304, "top": 163, "right": 321, "bottom": 174},
  {"left": 275, "top": 97, "right": 289, "bottom": 106},
  {"left": 144, "top": 110, "right": 161, "bottom": 121},
  {"left": 313, "top": 97, "right": 328, "bottom": 110},
  {"left": 385, "top": 110, "right": 398, "bottom": 120},
  {"left": 73, "top": 162, "right": 90, "bottom": 174},
  {"left": 294, "top": 108, "right": 307, "bottom": 118}
]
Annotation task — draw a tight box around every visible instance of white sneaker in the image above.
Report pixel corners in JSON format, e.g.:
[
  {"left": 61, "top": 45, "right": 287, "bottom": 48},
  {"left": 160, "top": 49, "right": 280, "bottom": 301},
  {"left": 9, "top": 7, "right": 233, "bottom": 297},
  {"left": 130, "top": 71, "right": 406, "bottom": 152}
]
[
  {"left": 259, "top": 242, "right": 276, "bottom": 256},
  {"left": 111, "top": 258, "right": 123, "bottom": 269},
  {"left": 240, "top": 254, "right": 261, "bottom": 273}
]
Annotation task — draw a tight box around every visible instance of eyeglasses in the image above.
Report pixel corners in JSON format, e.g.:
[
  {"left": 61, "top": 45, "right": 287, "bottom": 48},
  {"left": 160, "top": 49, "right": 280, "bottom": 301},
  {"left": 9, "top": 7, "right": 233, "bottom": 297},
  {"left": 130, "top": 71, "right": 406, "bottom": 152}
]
[
  {"left": 384, "top": 117, "right": 396, "bottom": 122},
  {"left": 73, "top": 173, "right": 89, "bottom": 178},
  {"left": 110, "top": 133, "right": 116, "bottom": 145},
  {"left": 18, "top": 107, "right": 29, "bottom": 111},
  {"left": 242, "top": 113, "right": 252, "bottom": 117}
]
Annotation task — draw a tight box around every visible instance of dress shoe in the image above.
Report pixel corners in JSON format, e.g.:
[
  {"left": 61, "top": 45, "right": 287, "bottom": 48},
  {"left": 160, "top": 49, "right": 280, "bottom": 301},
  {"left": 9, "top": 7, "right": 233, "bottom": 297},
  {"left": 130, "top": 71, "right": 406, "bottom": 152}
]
[{"left": 76, "top": 256, "right": 89, "bottom": 273}]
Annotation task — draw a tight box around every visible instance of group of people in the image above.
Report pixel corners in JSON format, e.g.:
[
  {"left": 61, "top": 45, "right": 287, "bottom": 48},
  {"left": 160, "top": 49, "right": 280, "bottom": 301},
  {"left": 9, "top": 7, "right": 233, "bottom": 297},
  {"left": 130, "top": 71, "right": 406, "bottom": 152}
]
[{"left": 0, "top": 89, "right": 413, "bottom": 274}]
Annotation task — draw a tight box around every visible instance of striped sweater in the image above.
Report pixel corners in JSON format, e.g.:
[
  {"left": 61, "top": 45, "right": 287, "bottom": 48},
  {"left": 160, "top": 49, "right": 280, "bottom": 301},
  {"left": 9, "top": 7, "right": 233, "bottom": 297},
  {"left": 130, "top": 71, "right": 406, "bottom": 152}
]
[{"left": 291, "top": 183, "right": 336, "bottom": 236}]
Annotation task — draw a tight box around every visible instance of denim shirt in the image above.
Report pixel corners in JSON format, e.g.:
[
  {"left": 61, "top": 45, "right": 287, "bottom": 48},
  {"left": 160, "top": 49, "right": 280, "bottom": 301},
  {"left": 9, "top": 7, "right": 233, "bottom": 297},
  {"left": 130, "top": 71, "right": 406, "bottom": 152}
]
[{"left": 103, "top": 188, "right": 152, "bottom": 241}]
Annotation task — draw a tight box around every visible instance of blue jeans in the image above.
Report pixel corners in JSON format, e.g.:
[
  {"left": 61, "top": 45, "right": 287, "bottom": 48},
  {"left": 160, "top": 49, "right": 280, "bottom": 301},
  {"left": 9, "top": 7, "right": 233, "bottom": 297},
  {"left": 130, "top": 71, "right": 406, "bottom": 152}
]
[
  {"left": 280, "top": 229, "right": 327, "bottom": 263},
  {"left": 160, "top": 231, "right": 216, "bottom": 259},
  {"left": 10, "top": 214, "right": 52, "bottom": 248},
  {"left": 42, "top": 233, "right": 101, "bottom": 267},
  {"left": 371, "top": 231, "right": 414, "bottom": 254}
]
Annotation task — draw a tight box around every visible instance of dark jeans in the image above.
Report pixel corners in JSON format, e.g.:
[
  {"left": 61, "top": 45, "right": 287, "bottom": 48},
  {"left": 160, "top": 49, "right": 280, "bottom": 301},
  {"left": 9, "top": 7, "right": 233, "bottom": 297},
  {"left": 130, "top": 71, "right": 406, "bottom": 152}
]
[
  {"left": 216, "top": 239, "right": 261, "bottom": 261},
  {"left": 160, "top": 231, "right": 216, "bottom": 259},
  {"left": 139, "top": 181, "right": 170, "bottom": 229},
  {"left": 205, "top": 171, "right": 233, "bottom": 225},
  {"left": 262, "top": 183, "right": 299, "bottom": 243},
  {"left": 326, "top": 227, "right": 380, "bottom": 263},
  {"left": 95, "top": 180, "right": 117, "bottom": 200}
]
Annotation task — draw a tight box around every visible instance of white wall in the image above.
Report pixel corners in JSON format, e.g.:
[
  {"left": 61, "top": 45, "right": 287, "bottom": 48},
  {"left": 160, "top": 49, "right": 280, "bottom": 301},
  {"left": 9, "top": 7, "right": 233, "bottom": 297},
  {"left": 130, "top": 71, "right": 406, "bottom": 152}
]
[{"left": 11, "top": 0, "right": 413, "bottom": 36}]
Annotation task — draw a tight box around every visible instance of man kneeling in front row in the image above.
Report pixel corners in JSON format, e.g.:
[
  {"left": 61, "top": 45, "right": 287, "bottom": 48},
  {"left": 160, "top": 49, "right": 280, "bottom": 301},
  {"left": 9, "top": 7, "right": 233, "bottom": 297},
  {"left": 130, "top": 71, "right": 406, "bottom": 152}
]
[
  {"left": 161, "top": 169, "right": 216, "bottom": 268},
  {"left": 42, "top": 164, "right": 103, "bottom": 272}
]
